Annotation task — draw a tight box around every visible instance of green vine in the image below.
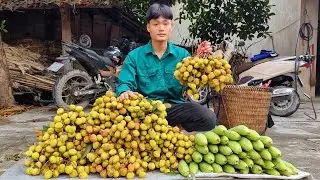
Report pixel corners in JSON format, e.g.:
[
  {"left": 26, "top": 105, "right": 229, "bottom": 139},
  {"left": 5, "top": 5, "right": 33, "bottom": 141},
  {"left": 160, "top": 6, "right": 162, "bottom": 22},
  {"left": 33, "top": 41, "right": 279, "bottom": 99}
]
[{"left": 124, "top": 0, "right": 275, "bottom": 44}]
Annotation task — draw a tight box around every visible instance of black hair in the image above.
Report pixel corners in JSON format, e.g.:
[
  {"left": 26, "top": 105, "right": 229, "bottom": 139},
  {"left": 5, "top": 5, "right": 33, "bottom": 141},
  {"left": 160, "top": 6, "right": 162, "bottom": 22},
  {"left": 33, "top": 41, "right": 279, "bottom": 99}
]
[{"left": 146, "top": 3, "right": 173, "bottom": 23}]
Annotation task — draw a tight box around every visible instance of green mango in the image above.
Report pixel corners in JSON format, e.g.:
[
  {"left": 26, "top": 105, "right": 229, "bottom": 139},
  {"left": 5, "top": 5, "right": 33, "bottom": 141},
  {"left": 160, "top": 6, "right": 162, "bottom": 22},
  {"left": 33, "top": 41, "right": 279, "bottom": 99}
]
[
  {"left": 204, "top": 131, "right": 220, "bottom": 144},
  {"left": 220, "top": 136, "right": 229, "bottom": 145},
  {"left": 208, "top": 145, "right": 219, "bottom": 154},
  {"left": 226, "top": 154, "right": 240, "bottom": 165},
  {"left": 211, "top": 163, "right": 223, "bottom": 173},
  {"left": 178, "top": 160, "right": 189, "bottom": 177},
  {"left": 191, "top": 151, "right": 203, "bottom": 163},
  {"left": 227, "top": 141, "right": 242, "bottom": 154},
  {"left": 252, "top": 140, "right": 264, "bottom": 151},
  {"left": 246, "top": 129, "right": 260, "bottom": 141},
  {"left": 239, "top": 137, "right": 253, "bottom": 152},
  {"left": 195, "top": 144, "right": 209, "bottom": 155},
  {"left": 219, "top": 145, "right": 233, "bottom": 156},
  {"left": 260, "top": 136, "right": 273, "bottom": 148},
  {"left": 203, "top": 152, "right": 215, "bottom": 164},
  {"left": 223, "top": 164, "right": 236, "bottom": 174},
  {"left": 195, "top": 133, "right": 208, "bottom": 146},
  {"left": 224, "top": 130, "right": 241, "bottom": 141},
  {"left": 189, "top": 162, "right": 199, "bottom": 174},
  {"left": 199, "top": 162, "right": 213, "bottom": 173},
  {"left": 215, "top": 153, "right": 227, "bottom": 165},
  {"left": 213, "top": 125, "right": 227, "bottom": 136},
  {"left": 230, "top": 125, "right": 250, "bottom": 136}
]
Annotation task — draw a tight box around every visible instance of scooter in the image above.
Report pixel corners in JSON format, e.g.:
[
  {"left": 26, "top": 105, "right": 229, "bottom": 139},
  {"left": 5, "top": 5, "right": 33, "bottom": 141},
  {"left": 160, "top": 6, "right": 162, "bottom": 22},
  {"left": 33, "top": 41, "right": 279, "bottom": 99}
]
[
  {"left": 50, "top": 37, "right": 138, "bottom": 110},
  {"left": 188, "top": 40, "right": 314, "bottom": 117}
]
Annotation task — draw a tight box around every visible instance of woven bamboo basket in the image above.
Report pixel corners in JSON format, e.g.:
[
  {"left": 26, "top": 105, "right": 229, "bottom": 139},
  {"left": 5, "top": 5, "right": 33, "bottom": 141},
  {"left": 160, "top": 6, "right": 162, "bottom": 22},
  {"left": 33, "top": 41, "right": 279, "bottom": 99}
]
[{"left": 213, "top": 85, "right": 272, "bottom": 134}]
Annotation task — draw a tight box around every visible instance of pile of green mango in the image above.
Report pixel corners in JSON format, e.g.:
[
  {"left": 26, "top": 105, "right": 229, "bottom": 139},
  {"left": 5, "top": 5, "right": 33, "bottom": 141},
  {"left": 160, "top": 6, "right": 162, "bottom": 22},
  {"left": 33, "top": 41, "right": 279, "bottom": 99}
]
[{"left": 178, "top": 125, "right": 298, "bottom": 177}]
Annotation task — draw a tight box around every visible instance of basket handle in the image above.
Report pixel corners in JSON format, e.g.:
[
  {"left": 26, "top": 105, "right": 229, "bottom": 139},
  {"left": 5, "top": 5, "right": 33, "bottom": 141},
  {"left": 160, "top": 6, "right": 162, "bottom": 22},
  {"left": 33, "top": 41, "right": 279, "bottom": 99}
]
[{"left": 220, "top": 90, "right": 232, "bottom": 128}]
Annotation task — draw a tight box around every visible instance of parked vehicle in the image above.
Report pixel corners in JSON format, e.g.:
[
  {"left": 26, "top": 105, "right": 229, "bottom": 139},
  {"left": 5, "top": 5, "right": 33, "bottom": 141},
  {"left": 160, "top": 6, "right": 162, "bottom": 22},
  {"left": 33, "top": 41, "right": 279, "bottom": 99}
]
[
  {"left": 52, "top": 37, "right": 138, "bottom": 110},
  {"left": 188, "top": 40, "right": 314, "bottom": 117}
]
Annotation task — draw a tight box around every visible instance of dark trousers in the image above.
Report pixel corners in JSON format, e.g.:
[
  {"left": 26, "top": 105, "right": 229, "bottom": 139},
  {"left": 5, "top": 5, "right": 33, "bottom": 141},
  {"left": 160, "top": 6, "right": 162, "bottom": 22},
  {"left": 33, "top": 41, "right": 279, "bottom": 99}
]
[{"left": 166, "top": 102, "right": 217, "bottom": 132}]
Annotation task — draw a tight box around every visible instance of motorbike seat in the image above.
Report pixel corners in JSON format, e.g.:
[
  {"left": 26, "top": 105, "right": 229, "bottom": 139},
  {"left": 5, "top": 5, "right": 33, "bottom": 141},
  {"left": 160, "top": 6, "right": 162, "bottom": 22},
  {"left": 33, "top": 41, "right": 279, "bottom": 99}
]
[
  {"left": 83, "top": 48, "right": 114, "bottom": 67},
  {"left": 236, "top": 57, "right": 281, "bottom": 75}
]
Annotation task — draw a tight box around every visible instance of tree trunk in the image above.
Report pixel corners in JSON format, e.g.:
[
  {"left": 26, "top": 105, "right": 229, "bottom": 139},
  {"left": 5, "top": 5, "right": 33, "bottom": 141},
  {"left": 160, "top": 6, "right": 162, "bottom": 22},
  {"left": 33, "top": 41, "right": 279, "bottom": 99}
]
[{"left": 0, "top": 33, "right": 14, "bottom": 108}]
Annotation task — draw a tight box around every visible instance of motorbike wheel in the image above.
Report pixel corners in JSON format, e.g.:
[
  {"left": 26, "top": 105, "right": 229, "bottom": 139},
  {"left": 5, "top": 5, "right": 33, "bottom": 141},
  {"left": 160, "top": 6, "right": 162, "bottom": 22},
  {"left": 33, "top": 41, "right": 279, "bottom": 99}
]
[
  {"left": 53, "top": 69, "right": 93, "bottom": 110},
  {"left": 269, "top": 90, "right": 300, "bottom": 117},
  {"left": 187, "top": 86, "right": 210, "bottom": 105}
]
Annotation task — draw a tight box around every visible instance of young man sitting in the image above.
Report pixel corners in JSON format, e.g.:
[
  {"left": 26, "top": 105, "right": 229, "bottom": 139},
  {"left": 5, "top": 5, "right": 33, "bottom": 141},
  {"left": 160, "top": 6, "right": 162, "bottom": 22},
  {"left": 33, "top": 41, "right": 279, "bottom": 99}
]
[{"left": 116, "top": 3, "right": 216, "bottom": 132}]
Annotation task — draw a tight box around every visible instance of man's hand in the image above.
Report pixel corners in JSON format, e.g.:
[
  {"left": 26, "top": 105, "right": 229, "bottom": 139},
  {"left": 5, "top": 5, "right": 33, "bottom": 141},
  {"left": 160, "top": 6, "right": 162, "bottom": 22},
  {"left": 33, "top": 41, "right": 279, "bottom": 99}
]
[{"left": 118, "top": 91, "right": 137, "bottom": 101}]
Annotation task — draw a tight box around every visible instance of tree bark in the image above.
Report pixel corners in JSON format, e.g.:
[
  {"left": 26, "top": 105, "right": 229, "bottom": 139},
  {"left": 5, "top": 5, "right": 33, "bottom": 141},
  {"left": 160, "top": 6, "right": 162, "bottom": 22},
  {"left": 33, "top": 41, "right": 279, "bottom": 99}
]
[{"left": 0, "top": 32, "right": 14, "bottom": 108}]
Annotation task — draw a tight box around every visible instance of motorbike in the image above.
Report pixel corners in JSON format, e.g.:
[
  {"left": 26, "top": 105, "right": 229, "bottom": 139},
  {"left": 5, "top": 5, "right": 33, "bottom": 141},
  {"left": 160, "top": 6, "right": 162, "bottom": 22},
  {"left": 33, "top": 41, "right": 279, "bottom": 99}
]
[
  {"left": 51, "top": 37, "right": 138, "bottom": 110},
  {"left": 188, "top": 40, "right": 315, "bottom": 117}
]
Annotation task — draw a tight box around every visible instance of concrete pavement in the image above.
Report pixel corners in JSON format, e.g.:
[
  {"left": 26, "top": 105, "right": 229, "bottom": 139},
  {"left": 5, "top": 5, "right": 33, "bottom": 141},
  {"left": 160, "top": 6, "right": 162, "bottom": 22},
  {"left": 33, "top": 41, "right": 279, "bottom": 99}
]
[{"left": 0, "top": 102, "right": 319, "bottom": 179}]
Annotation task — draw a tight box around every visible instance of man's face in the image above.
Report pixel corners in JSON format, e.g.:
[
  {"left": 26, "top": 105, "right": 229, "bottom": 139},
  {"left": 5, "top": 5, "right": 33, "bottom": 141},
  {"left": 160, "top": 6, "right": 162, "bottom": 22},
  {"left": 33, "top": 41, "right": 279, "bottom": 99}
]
[{"left": 147, "top": 17, "right": 172, "bottom": 42}]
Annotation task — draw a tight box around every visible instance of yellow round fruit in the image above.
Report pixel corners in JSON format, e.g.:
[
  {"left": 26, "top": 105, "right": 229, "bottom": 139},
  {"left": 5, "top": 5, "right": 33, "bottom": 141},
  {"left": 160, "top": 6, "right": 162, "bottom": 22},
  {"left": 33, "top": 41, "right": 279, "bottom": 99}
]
[
  {"left": 44, "top": 170, "right": 53, "bottom": 179},
  {"left": 75, "top": 106, "right": 83, "bottom": 112},
  {"left": 57, "top": 108, "right": 64, "bottom": 115}
]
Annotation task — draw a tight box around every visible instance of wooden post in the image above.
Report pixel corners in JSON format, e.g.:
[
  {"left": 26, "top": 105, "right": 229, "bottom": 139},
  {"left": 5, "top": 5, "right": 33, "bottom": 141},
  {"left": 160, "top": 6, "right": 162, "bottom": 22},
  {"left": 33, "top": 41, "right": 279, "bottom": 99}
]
[
  {"left": 60, "top": 4, "right": 72, "bottom": 55},
  {"left": 0, "top": 32, "right": 14, "bottom": 108}
]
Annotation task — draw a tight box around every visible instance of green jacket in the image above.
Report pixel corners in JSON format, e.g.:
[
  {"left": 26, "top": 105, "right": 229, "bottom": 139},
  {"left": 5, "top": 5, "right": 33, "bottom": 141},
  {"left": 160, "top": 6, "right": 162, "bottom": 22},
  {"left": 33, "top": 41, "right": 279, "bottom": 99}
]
[{"left": 116, "top": 41, "right": 190, "bottom": 104}]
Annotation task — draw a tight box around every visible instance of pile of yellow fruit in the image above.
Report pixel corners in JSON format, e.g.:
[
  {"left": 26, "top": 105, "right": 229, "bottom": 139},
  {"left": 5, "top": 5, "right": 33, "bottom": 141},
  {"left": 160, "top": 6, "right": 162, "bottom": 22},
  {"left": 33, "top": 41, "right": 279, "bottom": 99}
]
[
  {"left": 174, "top": 54, "right": 234, "bottom": 100},
  {"left": 23, "top": 91, "right": 195, "bottom": 179}
]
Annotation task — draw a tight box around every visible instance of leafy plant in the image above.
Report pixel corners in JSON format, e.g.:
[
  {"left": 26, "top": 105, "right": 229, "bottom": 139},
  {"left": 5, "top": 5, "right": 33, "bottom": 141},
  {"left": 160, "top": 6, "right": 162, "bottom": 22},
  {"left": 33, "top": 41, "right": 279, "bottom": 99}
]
[
  {"left": 124, "top": 0, "right": 275, "bottom": 44},
  {"left": 0, "top": 20, "right": 7, "bottom": 33}
]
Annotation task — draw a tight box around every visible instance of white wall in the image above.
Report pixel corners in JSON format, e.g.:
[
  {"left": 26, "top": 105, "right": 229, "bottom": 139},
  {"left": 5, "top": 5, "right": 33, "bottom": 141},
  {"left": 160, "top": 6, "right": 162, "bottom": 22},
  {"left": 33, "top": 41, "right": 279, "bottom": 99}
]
[{"left": 170, "top": 3, "right": 196, "bottom": 46}]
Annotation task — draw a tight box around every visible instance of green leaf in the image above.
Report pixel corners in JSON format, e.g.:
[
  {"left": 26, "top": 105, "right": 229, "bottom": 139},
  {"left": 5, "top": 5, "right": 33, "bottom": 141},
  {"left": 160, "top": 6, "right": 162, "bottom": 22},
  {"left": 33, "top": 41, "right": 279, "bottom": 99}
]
[
  {"left": 3, "top": 29, "right": 7, "bottom": 33},
  {"left": 152, "top": 102, "right": 160, "bottom": 112},
  {"left": 42, "top": 125, "right": 49, "bottom": 132},
  {"left": 81, "top": 144, "right": 93, "bottom": 159}
]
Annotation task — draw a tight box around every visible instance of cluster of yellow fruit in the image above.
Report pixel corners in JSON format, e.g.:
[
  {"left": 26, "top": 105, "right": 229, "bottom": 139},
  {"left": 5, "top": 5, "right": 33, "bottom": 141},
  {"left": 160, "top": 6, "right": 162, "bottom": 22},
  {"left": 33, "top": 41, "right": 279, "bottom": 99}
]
[
  {"left": 174, "top": 54, "right": 234, "bottom": 100},
  {"left": 24, "top": 91, "right": 195, "bottom": 179}
]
